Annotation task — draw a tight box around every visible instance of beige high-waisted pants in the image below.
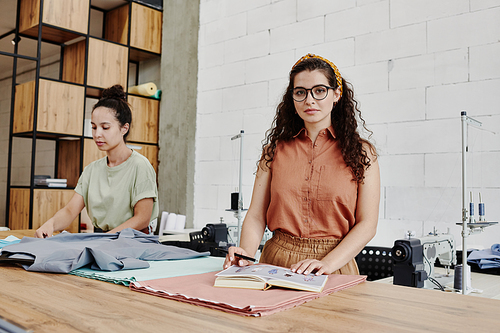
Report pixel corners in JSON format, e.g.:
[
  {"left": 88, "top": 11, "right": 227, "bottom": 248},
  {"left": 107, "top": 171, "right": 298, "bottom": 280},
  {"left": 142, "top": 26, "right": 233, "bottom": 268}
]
[{"left": 259, "top": 229, "right": 359, "bottom": 275}]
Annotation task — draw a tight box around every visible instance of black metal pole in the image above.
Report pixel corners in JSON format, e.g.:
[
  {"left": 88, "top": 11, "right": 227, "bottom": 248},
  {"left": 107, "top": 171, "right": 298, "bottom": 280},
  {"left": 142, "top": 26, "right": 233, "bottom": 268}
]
[
  {"left": 5, "top": 0, "right": 22, "bottom": 228},
  {"left": 28, "top": 0, "right": 45, "bottom": 229}
]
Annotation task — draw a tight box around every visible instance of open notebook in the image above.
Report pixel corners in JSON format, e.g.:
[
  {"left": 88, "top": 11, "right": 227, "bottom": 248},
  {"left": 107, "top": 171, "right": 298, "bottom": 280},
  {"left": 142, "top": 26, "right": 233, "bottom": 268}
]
[{"left": 214, "top": 264, "right": 328, "bottom": 292}]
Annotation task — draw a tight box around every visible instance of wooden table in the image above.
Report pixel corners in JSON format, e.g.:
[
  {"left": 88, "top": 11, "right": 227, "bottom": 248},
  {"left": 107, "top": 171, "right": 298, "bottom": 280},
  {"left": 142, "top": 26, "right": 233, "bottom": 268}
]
[{"left": 1, "top": 231, "right": 499, "bottom": 333}]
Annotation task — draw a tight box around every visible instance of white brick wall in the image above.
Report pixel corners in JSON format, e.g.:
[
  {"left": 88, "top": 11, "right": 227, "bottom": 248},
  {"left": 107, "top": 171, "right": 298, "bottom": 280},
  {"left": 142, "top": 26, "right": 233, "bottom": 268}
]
[
  {"left": 196, "top": 0, "right": 500, "bottom": 251},
  {"left": 325, "top": 1, "right": 389, "bottom": 41}
]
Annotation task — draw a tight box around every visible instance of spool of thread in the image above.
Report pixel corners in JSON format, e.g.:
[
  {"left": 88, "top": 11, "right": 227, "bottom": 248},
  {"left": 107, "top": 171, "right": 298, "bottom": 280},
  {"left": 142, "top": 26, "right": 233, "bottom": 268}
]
[
  {"left": 128, "top": 82, "right": 157, "bottom": 96},
  {"left": 478, "top": 193, "right": 485, "bottom": 221},
  {"left": 453, "top": 264, "right": 472, "bottom": 291},
  {"left": 175, "top": 214, "right": 186, "bottom": 231},
  {"left": 478, "top": 203, "right": 485, "bottom": 220},
  {"left": 454, "top": 265, "right": 463, "bottom": 290},
  {"left": 153, "top": 89, "right": 162, "bottom": 100},
  {"left": 165, "top": 213, "right": 177, "bottom": 231},
  {"left": 231, "top": 192, "right": 239, "bottom": 210},
  {"left": 159, "top": 211, "right": 169, "bottom": 235},
  {"left": 469, "top": 192, "right": 474, "bottom": 222}
]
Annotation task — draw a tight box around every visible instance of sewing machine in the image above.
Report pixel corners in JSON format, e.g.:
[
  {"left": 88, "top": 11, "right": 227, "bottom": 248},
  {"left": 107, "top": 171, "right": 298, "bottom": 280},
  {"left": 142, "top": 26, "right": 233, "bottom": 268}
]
[
  {"left": 419, "top": 231, "right": 456, "bottom": 288},
  {"left": 392, "top": 231, "right": 456, "bottom": 289}
]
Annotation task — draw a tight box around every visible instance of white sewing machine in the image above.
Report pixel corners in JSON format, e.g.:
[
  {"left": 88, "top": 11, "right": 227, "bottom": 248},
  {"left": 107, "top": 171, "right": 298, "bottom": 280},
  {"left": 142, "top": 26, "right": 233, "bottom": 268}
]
[{"left": 418, "top": 230, "right": 456, "bottom": 289}]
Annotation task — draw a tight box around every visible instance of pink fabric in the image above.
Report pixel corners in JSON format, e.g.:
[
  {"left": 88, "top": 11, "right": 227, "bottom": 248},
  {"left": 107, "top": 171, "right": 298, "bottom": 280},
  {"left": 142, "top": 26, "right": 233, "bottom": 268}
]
[{"left": 130, "top": 271, "right": 366, "bottom": 316}]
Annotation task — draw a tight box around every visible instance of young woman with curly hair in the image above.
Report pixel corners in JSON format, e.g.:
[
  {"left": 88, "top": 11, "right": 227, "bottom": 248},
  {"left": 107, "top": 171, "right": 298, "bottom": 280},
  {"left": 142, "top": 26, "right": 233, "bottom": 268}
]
[{"left": 224, "top": 54, "right": 380, "bottom": 275}]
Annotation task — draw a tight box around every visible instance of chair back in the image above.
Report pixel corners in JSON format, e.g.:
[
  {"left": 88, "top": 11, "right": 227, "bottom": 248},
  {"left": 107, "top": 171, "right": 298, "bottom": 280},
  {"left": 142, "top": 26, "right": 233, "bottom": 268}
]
[{"left": 355, "top": 246, "right": 393, "bottom": 281}]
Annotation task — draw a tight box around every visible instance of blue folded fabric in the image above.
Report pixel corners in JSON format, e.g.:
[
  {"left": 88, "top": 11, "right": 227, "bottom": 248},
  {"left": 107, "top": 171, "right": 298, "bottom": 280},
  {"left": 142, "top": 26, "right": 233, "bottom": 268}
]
[
  {"left": 1, "top": 228, "right": 209, "bottom": 273},
  {"left": 70, "top": 256, "right": 224, "bottom": 286},
  {"left": 467, "top": 243, "right": 500, "bottom": 269},
  {"left": 0, "top": 238, "right": 21, "bottom": 249}
]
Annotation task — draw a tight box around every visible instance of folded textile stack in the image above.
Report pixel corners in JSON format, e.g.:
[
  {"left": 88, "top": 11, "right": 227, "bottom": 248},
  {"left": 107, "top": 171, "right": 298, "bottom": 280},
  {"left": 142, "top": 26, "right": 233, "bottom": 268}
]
[
  {"left": 0, "top": 228, "right": 209, "bottom": 273},
  {"left": 468, "top": 243, "right": 500, "bottom": 269},
  {"left": 70, "top": 256, "right": 224, "bottom": 286},
  {"left": 0, "top": 236, "right": 21, "bottom": 250},
  {"left": 130, "top": 271, "right": 366, "bottom": 316},
  {"left": 34, "top": 176, "right": 67, "bottom": 188}
]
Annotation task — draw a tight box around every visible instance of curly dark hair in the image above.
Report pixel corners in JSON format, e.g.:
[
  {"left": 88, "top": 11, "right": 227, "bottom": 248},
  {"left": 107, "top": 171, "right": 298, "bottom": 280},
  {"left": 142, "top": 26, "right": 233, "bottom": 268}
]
[{"left": 259, "top": 57, "right": 376, "bottom": 183}]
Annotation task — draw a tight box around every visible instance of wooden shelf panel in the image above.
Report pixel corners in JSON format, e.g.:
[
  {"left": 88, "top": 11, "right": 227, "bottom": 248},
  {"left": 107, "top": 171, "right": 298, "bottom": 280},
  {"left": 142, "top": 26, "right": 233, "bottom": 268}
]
[
  {"left": 20, "top": 25, "right": 83, "bottom": 45},
  {"left": 19, "top": 0, "right": 89, "bottom": 44},
  {"left": 37, "top": 80, "right": 85, "bottom": 135},
  {"left": 62, "top": 40, "right": 86, "bottom": 84},
  {"left": 87, "top": 38, "right": 128, "bottom": 89},
  {"left": 13, "top": 80, "right": 36, "bottom": 133},
  {"left": 9, "top": 188, "right": 30, "bottom": 230},
  {"left": 9, "top": 188, "right": 78, "bottom": 232},
  {"left": 129, "top": 47, "right": 161, "bottom": 62},
  {"left": 130, "top": 2, "right": 162, "bottom": 54},
  {"left": 13, "top": 79, "right": 85, "bottom": 136},
  {"left": 33, "top": 189, "right": 79, "bottom": 232},
  {"left": 58, "top": 140, "right": 81, "bottom": 188},
  {"left": 104, "top": 4, "right": 129, "bottom": 45},
  {"left": 127, "top": 95, "right": 159, "bottom": 144},
  {"left": 105, "top": 2, "right": 161, "bottom": 54}
]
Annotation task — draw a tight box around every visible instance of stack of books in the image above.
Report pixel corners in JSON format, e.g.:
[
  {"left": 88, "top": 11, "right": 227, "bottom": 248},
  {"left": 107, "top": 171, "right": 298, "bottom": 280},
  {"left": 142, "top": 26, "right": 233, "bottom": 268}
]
[{"left": 34, "top": 175, "right": 67, "bottom": 188}]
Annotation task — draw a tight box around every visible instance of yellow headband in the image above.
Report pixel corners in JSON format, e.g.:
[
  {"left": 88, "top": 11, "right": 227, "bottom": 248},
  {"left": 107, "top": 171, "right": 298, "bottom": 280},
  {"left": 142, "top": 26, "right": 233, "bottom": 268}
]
[{"left": 292, "top": 53, "right": 343, "bottom": 97}]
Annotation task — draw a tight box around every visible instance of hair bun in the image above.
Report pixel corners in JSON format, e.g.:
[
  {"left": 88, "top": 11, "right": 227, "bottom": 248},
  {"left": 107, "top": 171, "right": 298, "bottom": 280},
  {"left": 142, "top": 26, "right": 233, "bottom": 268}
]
[{"left": 101, "top": 85, "right": 126, "bottom": 101}]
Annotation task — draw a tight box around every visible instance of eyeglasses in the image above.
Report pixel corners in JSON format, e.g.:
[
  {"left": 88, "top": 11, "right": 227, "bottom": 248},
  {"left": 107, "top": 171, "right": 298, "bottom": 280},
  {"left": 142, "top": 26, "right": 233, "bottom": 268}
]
[{"left": 292, "top": 85, "right": 335, "bottom": 102}]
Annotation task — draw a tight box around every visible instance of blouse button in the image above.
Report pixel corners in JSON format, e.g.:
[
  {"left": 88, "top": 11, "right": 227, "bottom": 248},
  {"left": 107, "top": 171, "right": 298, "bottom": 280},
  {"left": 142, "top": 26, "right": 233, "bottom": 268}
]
[
  {"left": 305, "top": 177, "right": 309, "bottom": 181},
  {"left": 308, "top": 160, "right": 312, "bottom": 164}
]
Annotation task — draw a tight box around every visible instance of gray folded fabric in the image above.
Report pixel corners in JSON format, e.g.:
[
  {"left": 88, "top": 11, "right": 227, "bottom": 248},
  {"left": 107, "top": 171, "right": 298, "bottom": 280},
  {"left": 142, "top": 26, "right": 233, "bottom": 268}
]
[{"left": 1, "top": 228, "right": 209, "bottom": 273}]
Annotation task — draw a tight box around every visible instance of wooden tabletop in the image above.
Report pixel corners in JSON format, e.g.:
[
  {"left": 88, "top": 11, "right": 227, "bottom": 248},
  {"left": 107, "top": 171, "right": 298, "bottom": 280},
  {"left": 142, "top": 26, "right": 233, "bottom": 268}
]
[
  {"left": 0, "top": 229, "right": 37, "bottom": 239},
  {"left": 1, "top": 230, "right": 498, "bottom": 332}
]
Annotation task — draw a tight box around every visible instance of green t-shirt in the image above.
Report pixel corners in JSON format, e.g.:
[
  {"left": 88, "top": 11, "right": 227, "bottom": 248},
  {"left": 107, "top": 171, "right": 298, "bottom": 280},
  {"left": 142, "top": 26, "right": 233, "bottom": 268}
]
[{"left": 75, "top": 150, "right": 159, "bottom": 231}]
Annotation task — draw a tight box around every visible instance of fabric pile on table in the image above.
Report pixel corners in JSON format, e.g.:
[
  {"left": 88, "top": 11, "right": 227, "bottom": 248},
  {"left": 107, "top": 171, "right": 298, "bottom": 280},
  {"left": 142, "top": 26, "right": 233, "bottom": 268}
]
[
  {"left": 70, "top": 256, "right": 224, "bottom": 285},
  {"left": 130, "top": 271, "right": 366, "bottom": 316},
  {"left": 468, "top": 244, "right": 500, "bottom": 269},
  {"left": 0, "top": 228, "right": 209, "bottom": 273}
]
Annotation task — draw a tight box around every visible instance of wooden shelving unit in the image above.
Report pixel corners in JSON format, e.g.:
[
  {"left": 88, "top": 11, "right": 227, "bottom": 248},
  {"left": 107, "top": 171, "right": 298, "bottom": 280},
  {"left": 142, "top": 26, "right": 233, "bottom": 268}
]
[
  {"left": 6, "top": 0, "right": 162, "bottom": 231},
  {"left": 13, "top": 79, "right": 85, "bottom": 136}
]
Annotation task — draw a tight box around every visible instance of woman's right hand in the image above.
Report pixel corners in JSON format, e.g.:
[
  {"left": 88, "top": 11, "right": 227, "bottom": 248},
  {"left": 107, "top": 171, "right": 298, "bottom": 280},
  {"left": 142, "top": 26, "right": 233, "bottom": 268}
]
[
  {"left": 34, "top": 221, "right": 54, "bottom": 238},
  {"left": 223, "top": 246, "right": 253, "bottom": 269}
]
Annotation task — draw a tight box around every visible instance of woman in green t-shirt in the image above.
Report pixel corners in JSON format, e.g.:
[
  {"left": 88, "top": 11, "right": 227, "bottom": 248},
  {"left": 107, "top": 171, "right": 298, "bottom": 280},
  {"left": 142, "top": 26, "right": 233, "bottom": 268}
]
[{"left": 35, "top": 85, "right": 158, "bottom": 238}]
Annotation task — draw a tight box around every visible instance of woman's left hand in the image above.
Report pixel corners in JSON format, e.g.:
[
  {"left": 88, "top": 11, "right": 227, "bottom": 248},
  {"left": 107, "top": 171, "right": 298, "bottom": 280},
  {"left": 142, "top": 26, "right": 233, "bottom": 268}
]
[{"left": 290, "top": 259, "right": 333, "bottom": 276}]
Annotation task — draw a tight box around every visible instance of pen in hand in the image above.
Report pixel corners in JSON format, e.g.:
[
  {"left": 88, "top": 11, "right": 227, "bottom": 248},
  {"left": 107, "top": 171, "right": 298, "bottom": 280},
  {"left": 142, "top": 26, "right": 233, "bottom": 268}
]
[{"left": 217, "top": 248, "right": 256, "bottom": 262}]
